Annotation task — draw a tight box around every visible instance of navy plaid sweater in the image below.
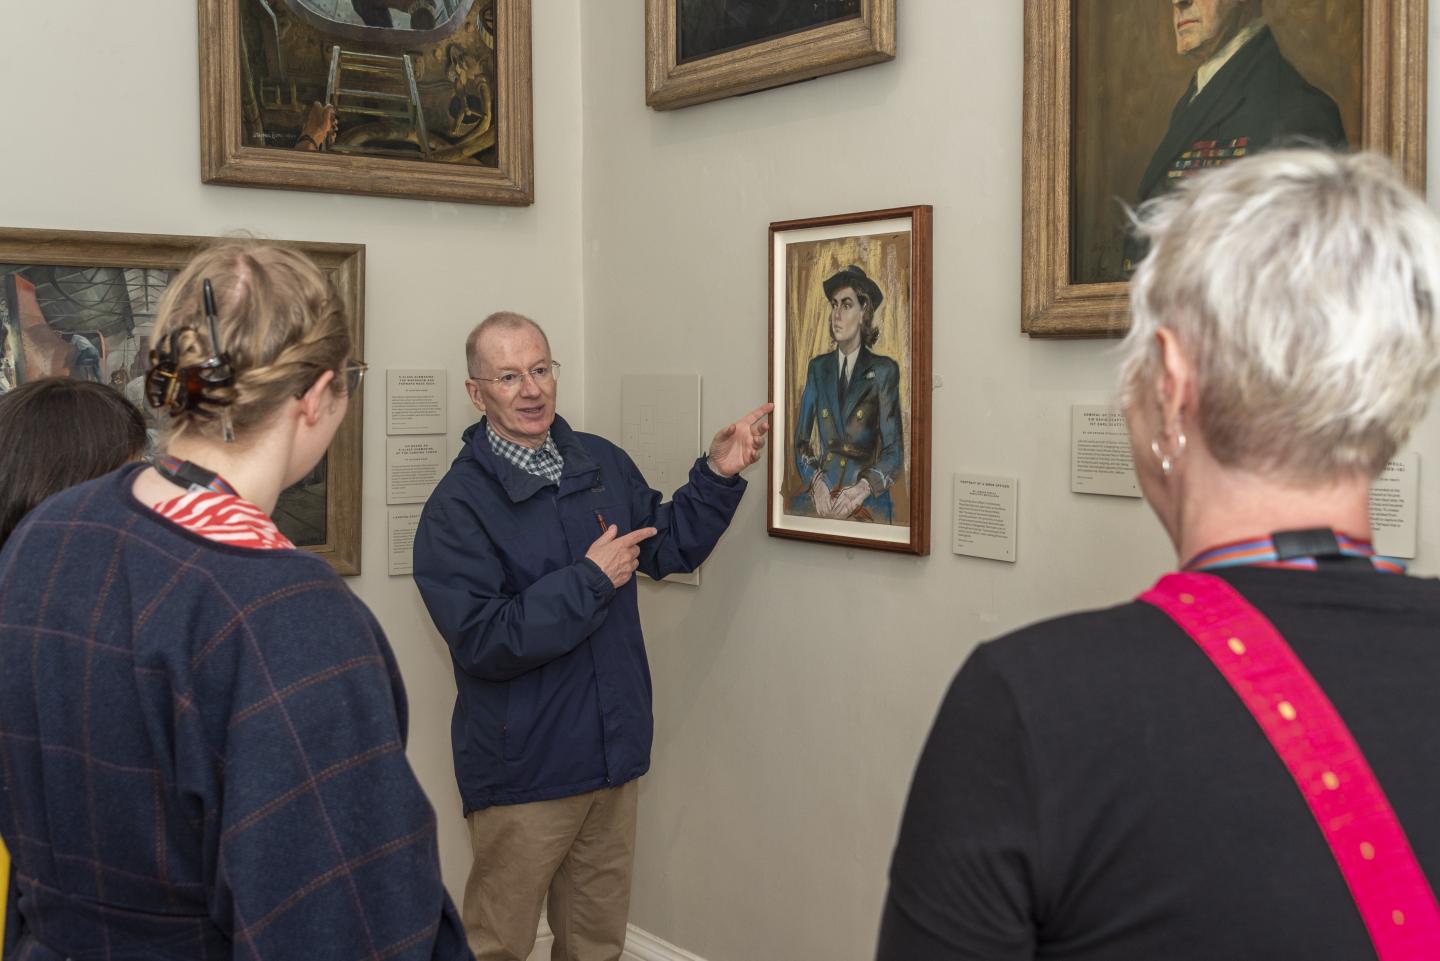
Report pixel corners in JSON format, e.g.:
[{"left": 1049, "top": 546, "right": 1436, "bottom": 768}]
[{"left": 0, "top": 465, "right": 469, "bottom": 960}]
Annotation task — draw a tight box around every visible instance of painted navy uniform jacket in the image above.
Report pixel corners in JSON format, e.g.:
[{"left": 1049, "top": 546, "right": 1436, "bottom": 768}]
[
  {"left": 1138, "top": 26, "right": 1345, "bottom": 203},
  {"left": 1126, "top": 26, "right": 1346, "bottom": 267},
  {"left": 792, "top": 347, "right": 903, "bottom": 522},
  {"left": 413, "top": 415, "right": 745, "bottom": 814},
  {"left": 0, "top": 465, "right": 467, "bottom": 960}
]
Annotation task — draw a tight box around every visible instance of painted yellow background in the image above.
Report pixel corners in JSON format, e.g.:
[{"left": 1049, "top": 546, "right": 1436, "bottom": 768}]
[{"left": 1, "top": 837, "right": 9, "bottom": 949}]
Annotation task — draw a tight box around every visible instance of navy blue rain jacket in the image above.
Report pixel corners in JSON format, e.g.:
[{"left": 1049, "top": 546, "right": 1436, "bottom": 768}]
[{"left": 413, "top": 415, "right": 746, "bottom": 812}]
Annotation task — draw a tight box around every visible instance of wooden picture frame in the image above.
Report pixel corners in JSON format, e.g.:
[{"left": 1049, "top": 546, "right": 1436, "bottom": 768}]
[
  {"left": 0, "top": 227, "right": 366, "bottom": 575},
  {"left": 646, "top": 0, "right": 895, "bottom": 111},
  {"left": 1022, "top": 0, "right": 1427, "bottom": 337},
  {"left": 200, "top": 0, "right": 533, "bottom": 206},
  {"left": 768, "top": 206, "right": 931, "bottom": 555}
]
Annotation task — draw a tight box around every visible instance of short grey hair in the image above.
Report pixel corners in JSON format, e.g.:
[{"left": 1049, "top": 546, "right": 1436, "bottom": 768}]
[
  {"left": 1121, "top": 149, "right": 1440, "bottom": 480},
  {"left": 465, "top": 311, "right": 551, "bottom": 377}
]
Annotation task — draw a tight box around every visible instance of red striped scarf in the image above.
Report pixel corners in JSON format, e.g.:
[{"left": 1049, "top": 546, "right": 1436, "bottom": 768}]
[{"left": 153, "top": 488, "right": 294, "bottom": 550}]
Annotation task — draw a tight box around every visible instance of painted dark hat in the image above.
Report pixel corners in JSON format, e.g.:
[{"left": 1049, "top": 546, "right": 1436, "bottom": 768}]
[{"left": 822, "top": 265, "right": 884, "bottom": 310}]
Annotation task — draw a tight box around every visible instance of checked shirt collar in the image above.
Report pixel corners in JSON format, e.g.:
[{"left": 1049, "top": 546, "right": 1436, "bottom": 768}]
[{"left": 486, "top": 421, "right": 564, "bottom": 484}]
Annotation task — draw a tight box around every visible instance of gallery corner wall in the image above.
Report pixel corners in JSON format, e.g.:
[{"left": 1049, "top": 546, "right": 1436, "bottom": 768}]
[
  {"left": 0, "top": 0, "right": 587, "bottom": 897},
  {"left": 580, "top": 2, "right": 1440, "bottom": 960}
]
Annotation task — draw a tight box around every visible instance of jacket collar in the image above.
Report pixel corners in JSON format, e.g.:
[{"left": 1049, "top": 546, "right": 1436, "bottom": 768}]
[
  {"left": 1194, "top": 18, "right": 1266, "bottom": 95},
  {"left": 464, "top": 413, "right": 600, "bottom": 503}
]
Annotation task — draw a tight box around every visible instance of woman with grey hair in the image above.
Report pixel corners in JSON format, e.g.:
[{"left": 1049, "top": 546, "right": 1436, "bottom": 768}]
[{"left": 877, "top": 149, "right": 1440, "bottom": 961}]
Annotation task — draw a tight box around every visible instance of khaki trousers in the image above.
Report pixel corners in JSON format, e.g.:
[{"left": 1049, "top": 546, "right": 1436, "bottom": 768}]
[{"left": 463, "top": 780, "right": 638, "bottom": 961}]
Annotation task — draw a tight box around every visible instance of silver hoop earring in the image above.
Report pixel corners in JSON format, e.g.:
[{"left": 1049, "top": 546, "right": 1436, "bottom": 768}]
[
  {"left": 1151, "top": 439, "right": 1172, "bottom": 476},
  {"left": 1151, "top": 427, "right": 1186, "bottom": 476}
]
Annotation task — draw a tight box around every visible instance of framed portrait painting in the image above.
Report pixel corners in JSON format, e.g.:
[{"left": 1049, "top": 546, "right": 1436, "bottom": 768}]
[
  {"left": 646, "top": 0, "right": 895, "bottom": 110},
  {"left": 200, "top": 0, "right": 533, "bottom": 205},
  {"left": 0, "top": 227, "right": 366, "bottom": 575},
  {"left": 1022, "top": 0, "right": 1426, "bottom": 336},
  {"left": 768, "top": 206, "right": 931, "bottom": 555}
]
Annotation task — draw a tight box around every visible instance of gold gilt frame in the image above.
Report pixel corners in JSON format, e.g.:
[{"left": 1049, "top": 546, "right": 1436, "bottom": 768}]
[
  {"left": 646, "top": 0, "right": 895, "bottom": 111},
  {"left": 1022, "top": 0, "right": 1427, "bottom": 337},
  {"left": 0, "top": 227, "right": 366, "bottom": 575},
  {"left": 199, "top": 0, "right": 533, "bottom": 205}
]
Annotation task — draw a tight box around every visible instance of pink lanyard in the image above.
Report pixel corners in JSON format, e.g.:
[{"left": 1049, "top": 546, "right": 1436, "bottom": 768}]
[{"left": 1142, "top": 572, "right": 1440, "bottom": 959}]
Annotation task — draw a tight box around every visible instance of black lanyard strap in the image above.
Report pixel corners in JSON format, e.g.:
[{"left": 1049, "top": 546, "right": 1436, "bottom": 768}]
[{"left": 153, "top": 456, "right": 237, "bottom": 496}]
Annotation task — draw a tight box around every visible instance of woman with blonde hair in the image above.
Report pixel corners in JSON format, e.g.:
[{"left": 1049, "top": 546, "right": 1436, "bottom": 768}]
[
  {"left": 0, "top": 242, "right": 468, "bottom": 959},
  {"left": 879, "top": 150, "right": 1440, "bottom": 960}
]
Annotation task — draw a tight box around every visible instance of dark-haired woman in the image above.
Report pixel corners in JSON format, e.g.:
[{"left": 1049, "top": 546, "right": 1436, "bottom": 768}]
[
  {"left": 0, "top": 377, "right": 146, "bottom": 955},
  {"left": 0, "top": 242, "right": 468, "bottom": 960},
  {"left": 0, "top": 377, "right": 147, "bottom": 548}
]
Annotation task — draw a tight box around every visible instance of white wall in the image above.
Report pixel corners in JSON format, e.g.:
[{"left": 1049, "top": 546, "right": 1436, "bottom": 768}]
[
  {"left": 0, "top": 0, "right": 585, "bottom": 897},
  {"left": 581, "top": 3, "right": 1440, "bottom": 961}
]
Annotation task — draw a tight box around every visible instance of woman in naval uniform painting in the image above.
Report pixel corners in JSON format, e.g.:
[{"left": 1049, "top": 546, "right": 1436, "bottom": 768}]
[{"left": 790, "top": 265, "right": 903, "bottom": 523}]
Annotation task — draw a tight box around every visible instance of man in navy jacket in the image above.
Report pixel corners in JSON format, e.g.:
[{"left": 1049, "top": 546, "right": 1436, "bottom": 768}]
[{"left": 414, "top": 311, "right": 771, "bottom": 961}]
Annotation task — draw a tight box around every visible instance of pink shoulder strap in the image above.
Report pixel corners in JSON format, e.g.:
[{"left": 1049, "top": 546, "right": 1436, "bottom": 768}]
[{"left": 1141, "top": 571, "right": 1440, "bottom": 959}]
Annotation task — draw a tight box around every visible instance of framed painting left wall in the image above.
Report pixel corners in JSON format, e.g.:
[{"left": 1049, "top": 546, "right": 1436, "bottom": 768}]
[
  {"left": 0, "top": 228, "right": 366, "bottom": 575},
  {"left": 200, "top": 0, "right": 533, "bottom": 205}
]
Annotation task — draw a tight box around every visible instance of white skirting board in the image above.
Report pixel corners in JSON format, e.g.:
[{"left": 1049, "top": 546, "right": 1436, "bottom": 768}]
[
  {"left": 621, "top": 925, "right": 709, "bottom": 961},
  {"left": 525, "top": 923, "right": 708, "bottom": 961},
  {"left": 526, "top": 931, "right": 553, "bottom": 961}
]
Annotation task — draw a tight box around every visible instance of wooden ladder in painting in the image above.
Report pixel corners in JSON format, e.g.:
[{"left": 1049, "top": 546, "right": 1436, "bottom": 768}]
[{"left": 324, "top": 46, "right": 431, "bottom": 160}]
